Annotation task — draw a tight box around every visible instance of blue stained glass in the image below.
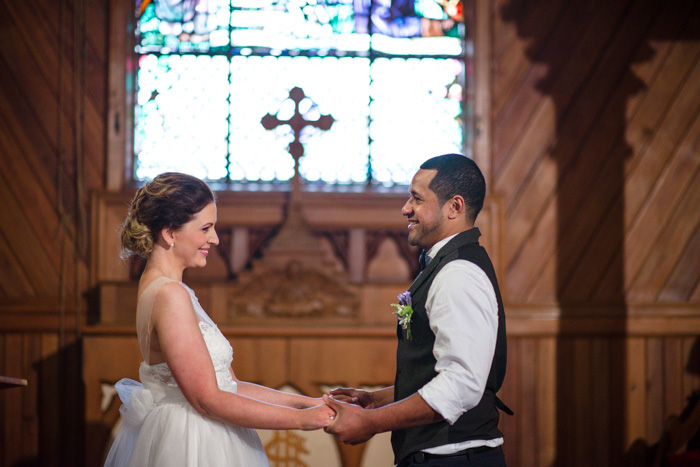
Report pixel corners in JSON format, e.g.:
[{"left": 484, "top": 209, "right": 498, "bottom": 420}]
[
  {"left": 228, "top": 0, "right": 462, "bottom": 55},
  {"left": 136, "top": 0, "right": 232, "bottom": 53},
  {"left": 136, "top": 0, "right": 463, "bottom": 55},
  {"left": 133, "top": 0, "right": 472, "bottom": 185}
]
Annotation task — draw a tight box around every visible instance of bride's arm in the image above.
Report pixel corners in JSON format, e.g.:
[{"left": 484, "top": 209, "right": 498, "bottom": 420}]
[
  {"left": 152, "top": 282, "right": 333, "bottom": 430},
  {"left": 233, "top": 374, "right": 324, "bottom": 409}
]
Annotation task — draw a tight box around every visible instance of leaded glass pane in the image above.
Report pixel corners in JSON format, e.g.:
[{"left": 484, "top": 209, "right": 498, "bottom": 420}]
[
  {"left": 133, "top": 0, "right": 472, "bottom": 186},
  {"left": 369, "top": 57, "right": 464, "bottom": 185},
  {"left": 229, "top": 56, "right": 370, "bottom": 184},
  {"left": 135, "top": 54, "right": 230, "bottom": 180}
]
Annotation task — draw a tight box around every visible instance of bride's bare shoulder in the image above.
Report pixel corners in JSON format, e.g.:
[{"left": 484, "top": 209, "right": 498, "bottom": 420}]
[{"left": 138, "top": 275, "right": 186, "bottom": 303}]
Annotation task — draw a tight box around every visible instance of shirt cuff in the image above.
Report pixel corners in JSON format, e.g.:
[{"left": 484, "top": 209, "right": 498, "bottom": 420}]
[{"left": 418, "top": 376, "right": 466, "bottom": 425}]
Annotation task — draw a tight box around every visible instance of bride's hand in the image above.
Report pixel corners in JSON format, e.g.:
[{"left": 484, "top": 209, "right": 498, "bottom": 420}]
[
  {"left": 302, "top": 396, "right": 325, "bottom": 408},
  {"left": 294, "top": 396, "right": 326, "bottom": 409},
  {"left": 299, "top": 404, "right": 336, "bottom": 431}
]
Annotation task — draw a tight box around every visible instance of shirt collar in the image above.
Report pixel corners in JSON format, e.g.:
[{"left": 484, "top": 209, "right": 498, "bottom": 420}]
[{"left": 425, "top": 233, "right": 460, "bottom": 265}]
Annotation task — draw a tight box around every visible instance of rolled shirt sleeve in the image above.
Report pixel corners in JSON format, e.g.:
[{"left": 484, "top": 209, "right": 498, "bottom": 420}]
[{"left": 417, "top": 260, "right": 499, "bottom": 425}]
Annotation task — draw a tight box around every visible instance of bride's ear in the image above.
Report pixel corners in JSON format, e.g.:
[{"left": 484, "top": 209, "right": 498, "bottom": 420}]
[{"left": 161, "top": 227, "right": 175, "bottom": 246}]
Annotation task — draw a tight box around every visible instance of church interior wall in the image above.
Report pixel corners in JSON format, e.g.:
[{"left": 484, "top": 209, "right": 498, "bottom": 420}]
[{"left": 1, "top": 0, "right": 699, "bottom": 465}]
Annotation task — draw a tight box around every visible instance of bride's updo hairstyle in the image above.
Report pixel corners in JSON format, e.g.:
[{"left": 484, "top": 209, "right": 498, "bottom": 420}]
[{"left": 120, "top": 172, "right": 215, "bottom": 258}]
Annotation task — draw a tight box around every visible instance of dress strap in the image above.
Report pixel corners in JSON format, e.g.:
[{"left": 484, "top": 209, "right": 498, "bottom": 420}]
[{"left": 136, "top": 277, "right": 178, "bottom": 362}]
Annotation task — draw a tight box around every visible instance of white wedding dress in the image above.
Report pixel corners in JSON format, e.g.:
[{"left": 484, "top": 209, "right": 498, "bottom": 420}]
[{"left": 105, "top": 277, "right": 269, "bottom": 466}]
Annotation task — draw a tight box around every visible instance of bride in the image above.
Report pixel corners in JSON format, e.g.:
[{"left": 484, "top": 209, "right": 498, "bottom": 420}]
[{"left": 105, "top": 172, "right": 335, "bottom": 466}]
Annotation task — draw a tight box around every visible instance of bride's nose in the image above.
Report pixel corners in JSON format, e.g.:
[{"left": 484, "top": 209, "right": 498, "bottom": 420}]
[{"left": 209, "top": 229, "right": 219, "bottom": 245}]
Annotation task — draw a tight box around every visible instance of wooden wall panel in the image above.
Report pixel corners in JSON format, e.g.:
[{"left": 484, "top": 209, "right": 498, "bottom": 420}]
[
  {"left": 1, "top": 0, "right": 699, "bottom": 465},
  {"left": 491, "top": 333, "right": 700, "bottom": 467},
  {"left": 81, "top": 330, "right": 700, "bottom": 467},
  {"left": 493, "top": 0, "right": 700, "bottom": 304},
  {"left": 0, "top": 0, "right": 106, "bottom": 463},
  {"left": 0, "top": 333, "right": 82, "bottom": 466},
  {"left": 0, "top": 0, "right": 106, "bottom": 300}
]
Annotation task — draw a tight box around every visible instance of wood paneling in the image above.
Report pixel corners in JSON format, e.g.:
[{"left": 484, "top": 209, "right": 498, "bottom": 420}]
[
  {"left": 76, "top": 316, "right": 700, "bottom": 467},
  {"left": 494, "top": 0, "right": 700, "bottom": 304},
  {"left": 1, "top": 0, "right": 699, "bottom": 465},
  {"left": 0, "top": 0, "right": 104, "bottom": 301},
  {"left": 491, "top": 1, "right": 700, "bottom": 463},
  {"left": 1, "top": 333, "right": 82, "bottom": 466},
  {"left": 0, "top": 0, "right": 106, "bottom": 464}
]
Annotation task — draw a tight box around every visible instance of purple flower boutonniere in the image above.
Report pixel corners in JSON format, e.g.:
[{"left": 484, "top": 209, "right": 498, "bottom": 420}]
[{"left": 392, "top": 291, "right": 414, "bottom": 340}]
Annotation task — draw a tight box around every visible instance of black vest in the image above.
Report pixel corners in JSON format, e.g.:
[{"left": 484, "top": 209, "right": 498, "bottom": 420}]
[{"left": 391, "top": 228, "right": 509, "bottom": 463}]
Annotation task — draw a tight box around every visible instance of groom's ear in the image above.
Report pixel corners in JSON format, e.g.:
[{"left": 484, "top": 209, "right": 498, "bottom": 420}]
[{"left": 445, "top": 195, "right": 466, "bottom": 220}]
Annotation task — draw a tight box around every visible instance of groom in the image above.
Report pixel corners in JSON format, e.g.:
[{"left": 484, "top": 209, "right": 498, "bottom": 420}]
[{"left": 324, "top": 154, "right": 511, "bottom": 466}]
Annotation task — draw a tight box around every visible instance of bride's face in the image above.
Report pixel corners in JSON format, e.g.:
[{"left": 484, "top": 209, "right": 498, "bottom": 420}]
[{"left": 171, "top": 202, "right": 219, "bottom": 269}]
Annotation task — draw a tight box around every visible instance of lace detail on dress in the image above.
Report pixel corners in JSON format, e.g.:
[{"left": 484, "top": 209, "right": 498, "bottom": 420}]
[
  {"left": 148, "top": 362, "right": 178, "bottom": 387},
  {"left": 199, "top": 321, "right": 235, "bottom": 388},
  {"left": 143, "top": 322, "right": 233, "bottom": 389}
]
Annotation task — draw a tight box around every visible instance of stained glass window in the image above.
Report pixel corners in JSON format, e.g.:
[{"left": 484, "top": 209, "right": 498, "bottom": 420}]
[{"left": 133, "top": 0, "right": 472, "bottom": 187}]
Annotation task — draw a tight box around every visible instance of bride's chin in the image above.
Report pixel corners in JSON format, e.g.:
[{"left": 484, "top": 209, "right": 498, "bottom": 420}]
[{"left": 188, "top": 258, "right": 207, "bottom": 269}]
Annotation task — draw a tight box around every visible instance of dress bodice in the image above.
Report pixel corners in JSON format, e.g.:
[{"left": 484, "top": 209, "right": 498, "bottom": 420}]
[{"left": 136, "top": 277, "right": 236, "bottom": 392}]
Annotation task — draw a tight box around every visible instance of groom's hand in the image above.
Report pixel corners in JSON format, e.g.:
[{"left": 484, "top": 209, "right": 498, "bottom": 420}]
[
  {"left": 328, "top": 387, "right": 376, "bottom": 408},
  {"left": 322, "top": 395, "right": 376, "bottom": 445}
]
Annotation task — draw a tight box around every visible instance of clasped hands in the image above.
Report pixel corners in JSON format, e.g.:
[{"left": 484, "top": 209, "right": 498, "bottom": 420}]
[{"left": 320, "top": 387, "right": 378, "bottom": 445}]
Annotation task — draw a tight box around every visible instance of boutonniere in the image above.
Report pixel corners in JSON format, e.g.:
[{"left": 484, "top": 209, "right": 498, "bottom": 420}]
[{"left": 392, "top": 291, "right": 414, "bottom": 340}]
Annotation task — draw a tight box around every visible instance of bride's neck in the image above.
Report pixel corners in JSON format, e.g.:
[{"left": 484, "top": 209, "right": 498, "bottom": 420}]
[{"left": 142, "top": 247, "right": 184, "bottom": 282}]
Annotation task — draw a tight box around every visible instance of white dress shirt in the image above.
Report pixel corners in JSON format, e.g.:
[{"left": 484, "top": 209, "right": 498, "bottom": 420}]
[{"left": 416, "top": 233, "right": 504, "bottom": 453}]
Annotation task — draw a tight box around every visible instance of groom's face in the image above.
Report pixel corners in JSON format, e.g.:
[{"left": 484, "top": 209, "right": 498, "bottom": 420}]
[{"left": 401, "top": 169, "right": 448, "bottom": 250}]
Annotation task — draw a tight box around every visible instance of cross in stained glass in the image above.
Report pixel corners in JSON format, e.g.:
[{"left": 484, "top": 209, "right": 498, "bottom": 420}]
[{"left": 261, "top": 86, "right": 334, "bottom": 203}]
